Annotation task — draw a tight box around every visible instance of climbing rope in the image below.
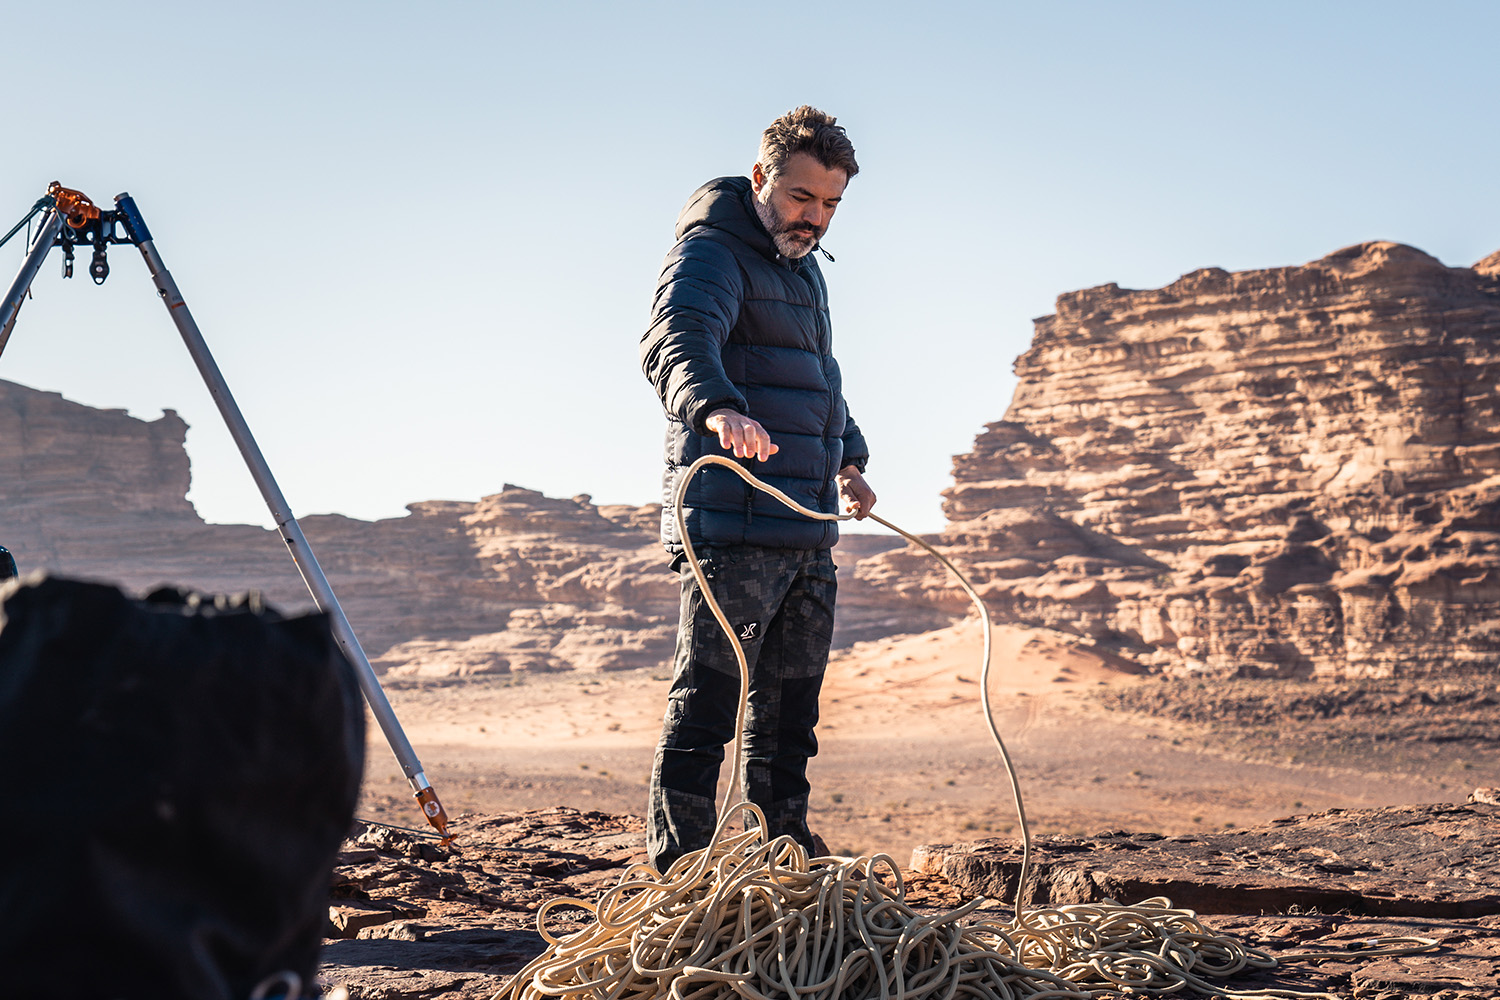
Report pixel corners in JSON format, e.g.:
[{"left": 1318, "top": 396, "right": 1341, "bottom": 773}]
[
  {"left": 503, "top": 800, "right": 1091, "bottom": 1000},
  {"left": 668, "top": 456, "right": 1027, "bottom": 904},
  {"left": 492, "top": 454, "right": 1434, "bottom": 999}
]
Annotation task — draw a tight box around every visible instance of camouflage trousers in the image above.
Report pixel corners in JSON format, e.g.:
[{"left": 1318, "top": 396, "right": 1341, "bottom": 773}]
[{"left": 647, "top": 546, "right": 837, "bottom": 872}]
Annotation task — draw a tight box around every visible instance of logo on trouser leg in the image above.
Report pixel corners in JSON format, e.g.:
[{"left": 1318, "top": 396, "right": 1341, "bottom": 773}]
[{"left": 736, "top": 621, "right": 760, "bottom": 641}]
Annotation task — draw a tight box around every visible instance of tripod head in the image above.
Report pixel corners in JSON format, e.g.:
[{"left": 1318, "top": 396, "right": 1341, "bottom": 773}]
[{"left": 42, "top": 183, "right": 151, "bottom": 285}]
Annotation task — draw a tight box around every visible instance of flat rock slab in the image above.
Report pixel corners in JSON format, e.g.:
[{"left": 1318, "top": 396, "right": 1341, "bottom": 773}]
[{"left": 911, "top": 797, "right": 1500, "bottom": 918}]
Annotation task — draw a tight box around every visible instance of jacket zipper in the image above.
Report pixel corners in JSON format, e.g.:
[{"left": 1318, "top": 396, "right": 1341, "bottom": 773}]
[
  {"left": 819, "top": 306, "right": 838, "bottom": 515},
  {"left": 742, "top": 457, "right": 755, "bottom": 526}
]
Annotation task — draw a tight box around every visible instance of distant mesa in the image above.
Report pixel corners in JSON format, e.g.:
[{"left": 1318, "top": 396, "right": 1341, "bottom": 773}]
[
  {"left": 0, "top": 379, "right": 193, "bottom": 518},
  {"left": 862, "top": 241, "right": 1500, "bottom": 679},
  {"left": 0, "top": 376, "right": 681, "bottom": 677},
  {"left": 0, "top": 378, "right": 924, "bottom": 679}
]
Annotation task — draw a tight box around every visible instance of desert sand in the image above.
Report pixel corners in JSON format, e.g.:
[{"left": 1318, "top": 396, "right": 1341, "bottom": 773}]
[{"left": 356, "top": 620, "right": 1494, "bottom": 863}]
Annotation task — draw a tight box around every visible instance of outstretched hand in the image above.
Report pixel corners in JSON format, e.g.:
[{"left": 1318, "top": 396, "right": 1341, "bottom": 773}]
[
  {"left": 837, "top": 466, "right": 876, "bottom": 519},
  {"left": 706, "top": 409, "right": 779, "bottom": 462}
]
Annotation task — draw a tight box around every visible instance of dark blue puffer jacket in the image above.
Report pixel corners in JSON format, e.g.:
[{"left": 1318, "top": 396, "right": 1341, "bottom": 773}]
[{"left": 641, "top": 176, "right": 869, "bottom": 556}]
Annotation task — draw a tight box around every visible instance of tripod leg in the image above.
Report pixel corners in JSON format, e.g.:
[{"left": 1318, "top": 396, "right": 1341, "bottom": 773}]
[
  {"left": 113, "top": 193, "right": 452, "bottom": 841},
  {"left": 0, "top": 210, "right": 63, "bottom": 360}
]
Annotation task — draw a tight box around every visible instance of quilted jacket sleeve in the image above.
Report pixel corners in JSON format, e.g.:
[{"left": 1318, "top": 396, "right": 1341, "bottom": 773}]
[
  {"left": 841, "top": 406, "right": 870, "bottom": 473},
  {"left": 640, "top": 234, "right": 748, "bottom": 435}
]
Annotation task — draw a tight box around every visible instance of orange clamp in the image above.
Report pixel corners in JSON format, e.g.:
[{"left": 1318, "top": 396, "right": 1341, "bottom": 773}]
[
  {"left": 46, "top": 181, "right": 101, "bottom": 229},
  {"left": 415, "top": 785, "right": 455, "bottom": 846}
]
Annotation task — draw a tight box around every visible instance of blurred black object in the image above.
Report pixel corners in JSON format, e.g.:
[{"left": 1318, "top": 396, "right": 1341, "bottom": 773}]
[
  {"left": 0, "top": 546, "right": 15, "bottom": 580},
  {"left": 0, "top": 576, "right": 365, "bottom": 1000}
]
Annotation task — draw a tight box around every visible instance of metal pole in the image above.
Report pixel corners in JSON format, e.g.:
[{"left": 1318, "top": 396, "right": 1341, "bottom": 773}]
[
  {"left": 0, "top": 210, "right": 63, "bottom": 360},
  {"left": 112, "top": 192, "right": 451, "bottom": 840}
]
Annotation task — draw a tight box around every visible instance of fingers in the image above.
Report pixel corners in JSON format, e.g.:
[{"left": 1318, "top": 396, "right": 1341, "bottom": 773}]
[
  {"left": 745, "top": 423, "right": 778, "bottom": 462},
  {"left": 707, "top": 412, "right": 778, "bottom": 462},
  {"left": 839, "top": 485, "right": 859, "bottom": 517},
  {"left": 839, "top": 474, "right": 877, "bottom": 519}
]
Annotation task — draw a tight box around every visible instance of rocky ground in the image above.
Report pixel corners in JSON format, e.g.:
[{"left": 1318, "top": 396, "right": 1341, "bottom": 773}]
[
  {"left": 1094, "top": 675, "right": 1500, "bottom": 781},
  {"left": 321, "top": 809, "right": 640, "bottom": 999},
  {"left": 326, "top": 626, "right": 1500, "bottom": 998},
  {"left": 318, "top": 796, "right": 1500, "bottom": 999},
  {"left": 1096, "top": 675, "right": 1500, "bottom": 746}
]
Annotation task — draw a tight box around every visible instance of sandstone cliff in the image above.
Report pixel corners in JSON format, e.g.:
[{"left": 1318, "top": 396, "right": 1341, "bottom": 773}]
[
  {"left": 871, "top": 242, "right": 1500, "bottom": 678},
  {"left": 0, "top": 379, "right": 929, "bottom": 676},
  {"left": 0, "top": 381, "right": 194, "bottom": 518}
]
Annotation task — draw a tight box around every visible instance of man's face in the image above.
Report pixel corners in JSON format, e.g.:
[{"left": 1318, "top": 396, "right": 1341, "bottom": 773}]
[{"left": 750, "top": 152, "right": 848, "bottom": 259}]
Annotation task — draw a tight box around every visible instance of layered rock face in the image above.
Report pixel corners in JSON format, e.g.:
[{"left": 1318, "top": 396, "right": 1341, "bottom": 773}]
[
  {"left": 0, "top": 379, "right": 925, "bottom": 676},
  {"left": 880, "top": 243, "right": 1500, "bottom": 678},
  {"left": 0, "top": 380, "right": 194, "bottom": 518}
]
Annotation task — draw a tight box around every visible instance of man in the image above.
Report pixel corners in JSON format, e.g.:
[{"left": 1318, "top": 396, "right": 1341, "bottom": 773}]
[{"left": 639, "top": 106, "right": 876, "bottom": 871}]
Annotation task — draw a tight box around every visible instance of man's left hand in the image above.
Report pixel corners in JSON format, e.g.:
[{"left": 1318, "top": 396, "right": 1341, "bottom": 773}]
[{"left": 837, "top": 466, "right": 876, "bottom": 520}]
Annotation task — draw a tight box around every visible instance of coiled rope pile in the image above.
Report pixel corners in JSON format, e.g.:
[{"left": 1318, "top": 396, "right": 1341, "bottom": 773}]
[{"left": 493, "top": 455, "right": 1433, "bottom": 1000}]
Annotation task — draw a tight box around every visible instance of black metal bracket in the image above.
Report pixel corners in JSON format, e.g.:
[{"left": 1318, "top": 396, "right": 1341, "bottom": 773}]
[{"left": 53, "top": 208, "right": 142, "bottom": 285}]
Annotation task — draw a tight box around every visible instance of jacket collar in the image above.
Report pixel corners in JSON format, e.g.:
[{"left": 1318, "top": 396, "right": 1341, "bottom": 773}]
[{"left": 676, "top": 176, "right": 811, "bottom": 268}]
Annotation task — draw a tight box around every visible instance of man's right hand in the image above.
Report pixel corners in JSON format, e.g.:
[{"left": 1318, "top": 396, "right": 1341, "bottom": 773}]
[{"left": 705, "top": 409, "right": 779, "bottom": 462}]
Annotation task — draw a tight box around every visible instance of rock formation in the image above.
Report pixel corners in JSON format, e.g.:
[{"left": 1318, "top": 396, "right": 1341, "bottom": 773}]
[
  {"left": 873, "top": 242, "right": 1500, "bottom": 679},
  {"left": 0, "top": 381, "right": 194, "bottom": 518},
  {"left": 0, "top": 379, "right": 929, "bottom": 676}
]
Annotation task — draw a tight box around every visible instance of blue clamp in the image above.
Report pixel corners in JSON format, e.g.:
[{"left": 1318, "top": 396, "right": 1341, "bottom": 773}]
[{"left": 113, "top": 193, "right": 153, "bottom": 245}]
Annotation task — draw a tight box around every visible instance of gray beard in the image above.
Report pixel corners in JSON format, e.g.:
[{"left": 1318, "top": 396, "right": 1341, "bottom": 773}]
[{"left": 753, "top": 197, "right": 818, "bottom": 259}]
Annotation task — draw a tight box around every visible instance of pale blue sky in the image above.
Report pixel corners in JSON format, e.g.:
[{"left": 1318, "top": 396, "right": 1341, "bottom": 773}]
[{"left": 3, "top": 2, "right": 1496, "bottom": 536}]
